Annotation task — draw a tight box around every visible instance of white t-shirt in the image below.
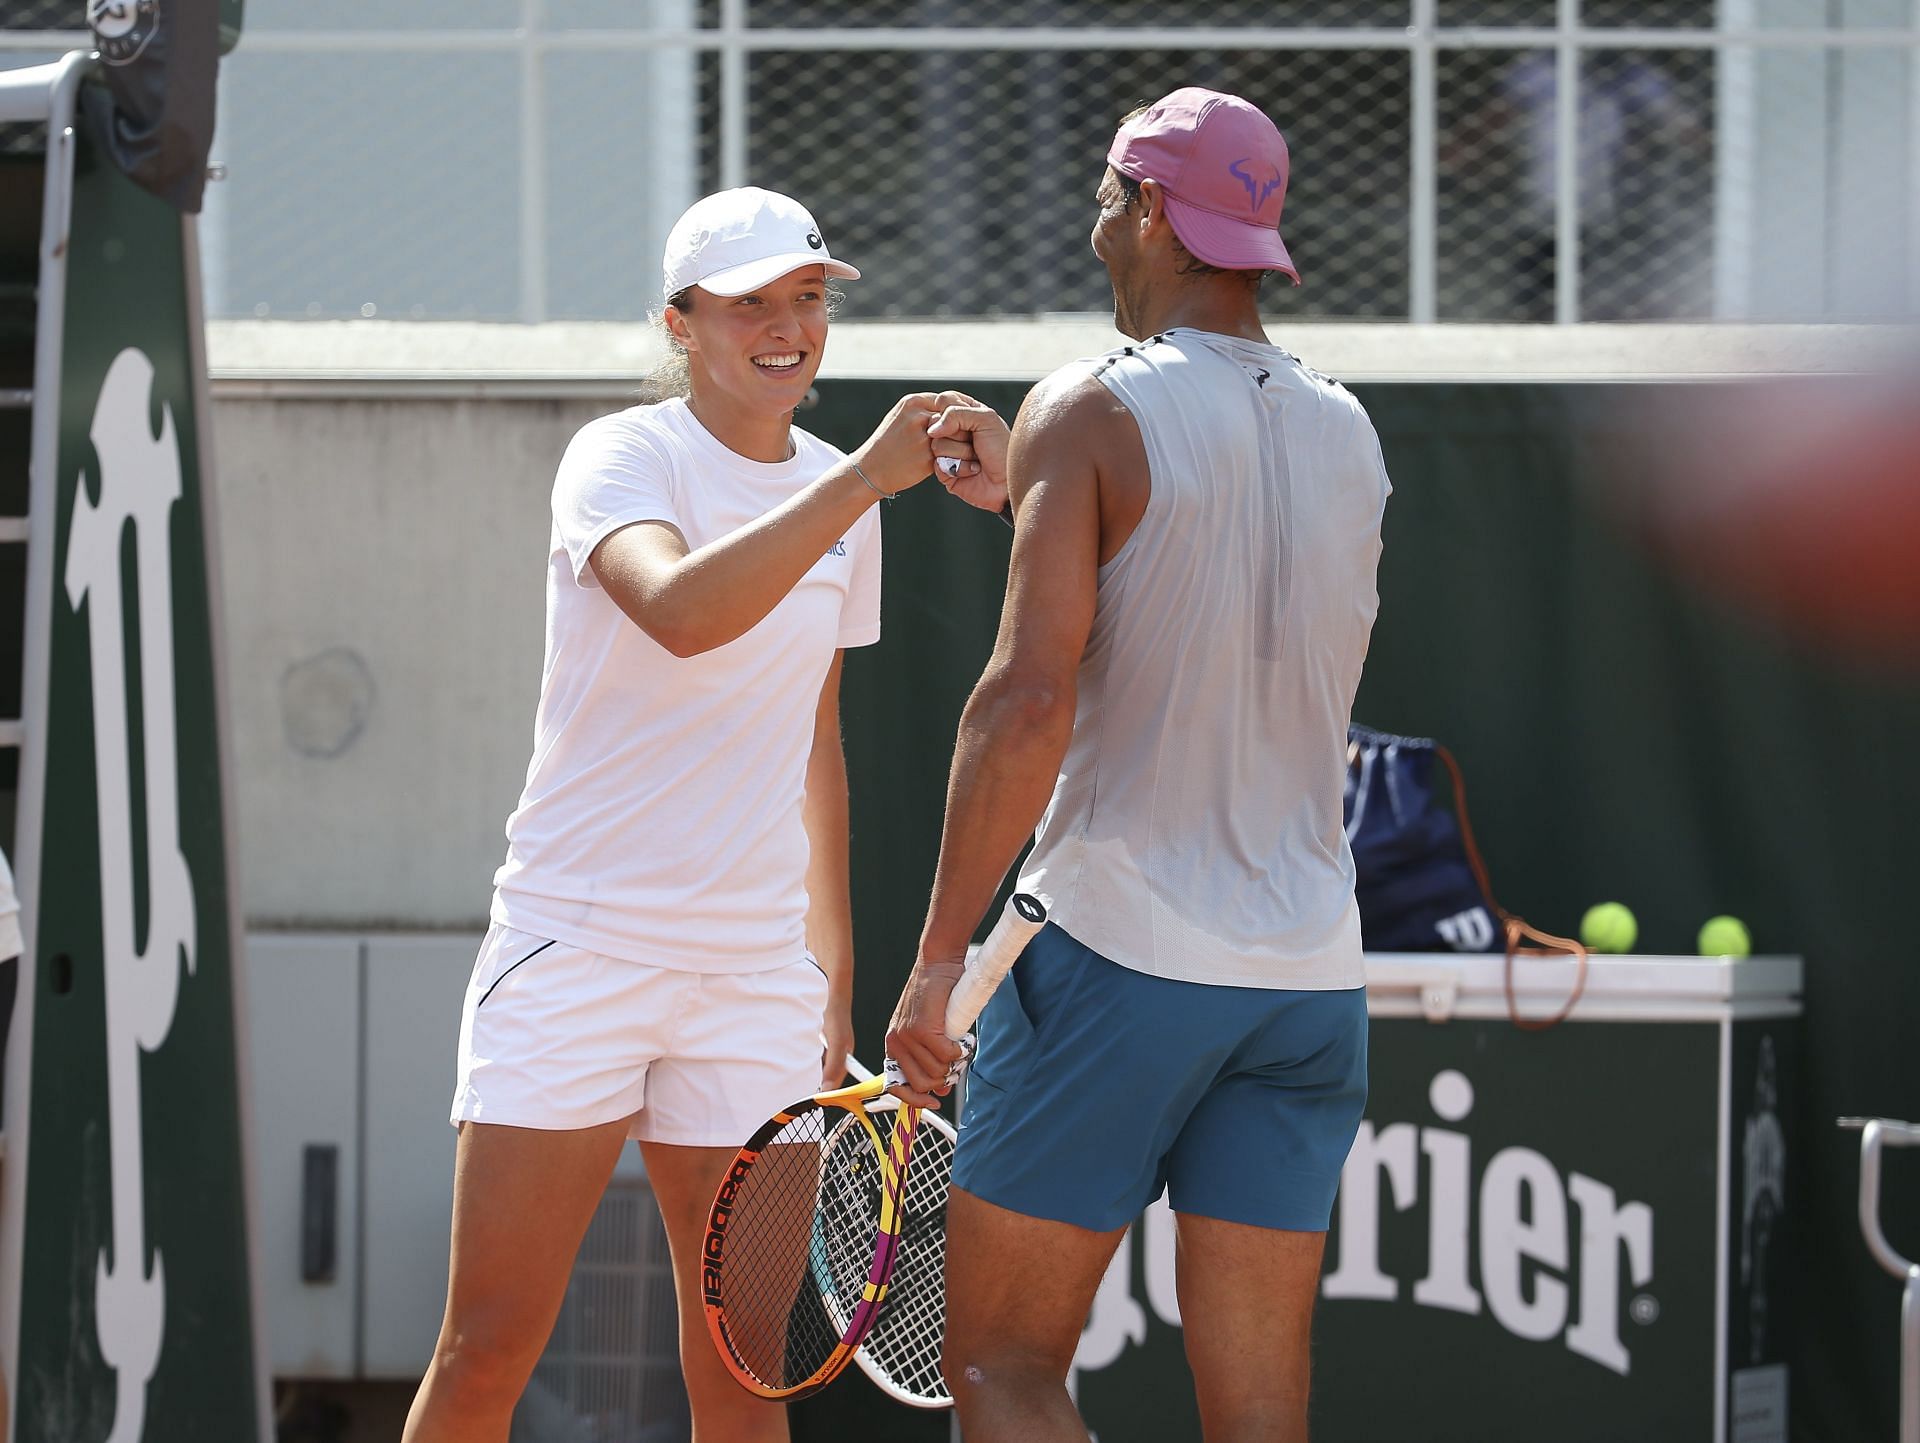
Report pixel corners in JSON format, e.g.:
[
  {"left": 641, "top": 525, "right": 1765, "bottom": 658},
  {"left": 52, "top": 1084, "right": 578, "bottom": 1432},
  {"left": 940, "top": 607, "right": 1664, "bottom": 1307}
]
[
  {"left": 491, "top": 397, "right": 882, "bottom": 973},
  {"left": 1020, "top": 330, "right": 1389, "bottom": 990}
]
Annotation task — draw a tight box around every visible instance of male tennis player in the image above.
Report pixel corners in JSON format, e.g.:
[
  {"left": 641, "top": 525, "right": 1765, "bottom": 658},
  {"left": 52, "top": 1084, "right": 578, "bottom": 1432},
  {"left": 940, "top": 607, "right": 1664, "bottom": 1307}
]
[{"left": 887, "top": 88, "right": 1391, "bottom": 1441}]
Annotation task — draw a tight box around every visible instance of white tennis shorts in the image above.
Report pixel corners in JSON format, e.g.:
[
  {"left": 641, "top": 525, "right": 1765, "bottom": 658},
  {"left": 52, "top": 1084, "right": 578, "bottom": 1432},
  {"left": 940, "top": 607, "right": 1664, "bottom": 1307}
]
[{"left": 450, "top": 923, "right": 832, "bottom": 1146}]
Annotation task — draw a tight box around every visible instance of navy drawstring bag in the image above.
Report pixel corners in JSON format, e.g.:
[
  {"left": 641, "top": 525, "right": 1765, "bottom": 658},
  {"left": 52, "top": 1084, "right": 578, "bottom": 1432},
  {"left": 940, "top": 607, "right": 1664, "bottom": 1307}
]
[
  {"left": 1343, "top": 725, "right": 1589, "bottom": 1028},
  {"left": 1344, "top": 727, "right": 1497, "bottom": 952}
]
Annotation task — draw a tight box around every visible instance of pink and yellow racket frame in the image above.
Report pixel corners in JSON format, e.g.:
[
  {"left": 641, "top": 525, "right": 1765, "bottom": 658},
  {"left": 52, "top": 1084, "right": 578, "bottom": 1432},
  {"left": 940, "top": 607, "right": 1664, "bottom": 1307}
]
[{"left": 702, "top": 1073, "right": 923, "bottom": 1400}]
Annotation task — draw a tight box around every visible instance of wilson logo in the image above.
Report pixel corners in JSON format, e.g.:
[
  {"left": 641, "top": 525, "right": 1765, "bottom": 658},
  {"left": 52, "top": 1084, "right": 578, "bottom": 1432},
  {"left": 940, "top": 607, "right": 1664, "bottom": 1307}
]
[
  {"left": 1435, "top": 905, "right": 1496, "bottom": 950},
  {"left": 1323, "top": 1069, "right": 1656, "bottom": 1374}
]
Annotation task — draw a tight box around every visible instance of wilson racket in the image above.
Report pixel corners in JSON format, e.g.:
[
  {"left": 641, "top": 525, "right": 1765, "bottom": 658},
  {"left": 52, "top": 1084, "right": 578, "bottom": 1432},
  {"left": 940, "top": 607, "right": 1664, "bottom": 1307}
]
[{"left": 702, "top": 891, "right": 1047, "bottom": 1403}]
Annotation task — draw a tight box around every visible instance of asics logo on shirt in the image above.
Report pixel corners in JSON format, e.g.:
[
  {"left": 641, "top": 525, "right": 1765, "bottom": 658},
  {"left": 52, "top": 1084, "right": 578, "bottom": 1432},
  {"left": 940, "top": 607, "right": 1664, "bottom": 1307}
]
[{"left": 828, "top": 539, "right": 848, "bottom": 556}]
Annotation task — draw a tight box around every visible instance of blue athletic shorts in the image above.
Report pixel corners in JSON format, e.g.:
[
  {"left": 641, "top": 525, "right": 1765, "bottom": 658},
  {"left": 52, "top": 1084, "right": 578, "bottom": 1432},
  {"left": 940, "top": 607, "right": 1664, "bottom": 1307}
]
[{"left": 952, "top": 924, "right": 1369, "bottom": 1233}]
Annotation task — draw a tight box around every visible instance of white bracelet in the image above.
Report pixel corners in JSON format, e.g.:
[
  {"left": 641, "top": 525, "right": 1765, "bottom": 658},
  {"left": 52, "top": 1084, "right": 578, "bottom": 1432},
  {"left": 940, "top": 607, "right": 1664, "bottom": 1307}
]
[{"left": 852, "top": 461, "right": 891, "bottom": 500}]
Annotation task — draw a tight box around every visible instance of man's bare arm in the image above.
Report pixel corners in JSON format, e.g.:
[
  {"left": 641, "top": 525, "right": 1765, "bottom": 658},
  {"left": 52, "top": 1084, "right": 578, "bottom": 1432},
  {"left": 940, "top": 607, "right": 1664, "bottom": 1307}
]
[{"left": 884, "top": 373, "right": 1143, "bottom": 1101}]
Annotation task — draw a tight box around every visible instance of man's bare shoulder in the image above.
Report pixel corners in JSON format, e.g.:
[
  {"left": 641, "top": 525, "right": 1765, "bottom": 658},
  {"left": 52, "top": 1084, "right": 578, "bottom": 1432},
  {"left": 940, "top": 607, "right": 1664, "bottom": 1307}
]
[
  {"left": 1014, "top": 362, "right": 1137, "bottom": 446},
  {"left": 1007, "top": 358, "right": 1150, "bottom": 542}
]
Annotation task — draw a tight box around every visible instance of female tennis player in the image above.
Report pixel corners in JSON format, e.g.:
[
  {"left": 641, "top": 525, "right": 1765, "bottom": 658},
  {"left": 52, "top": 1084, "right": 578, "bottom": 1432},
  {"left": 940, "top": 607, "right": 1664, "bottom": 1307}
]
[{"left": 402, "top": 187, "right": 1006, "bottom": 1443}]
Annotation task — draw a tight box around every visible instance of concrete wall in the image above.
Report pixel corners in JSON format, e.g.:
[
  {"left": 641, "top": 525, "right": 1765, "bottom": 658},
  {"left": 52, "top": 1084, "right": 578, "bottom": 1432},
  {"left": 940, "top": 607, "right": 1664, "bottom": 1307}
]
[{"left": 212, "top": 394, "right": 619, "bottom": 927}]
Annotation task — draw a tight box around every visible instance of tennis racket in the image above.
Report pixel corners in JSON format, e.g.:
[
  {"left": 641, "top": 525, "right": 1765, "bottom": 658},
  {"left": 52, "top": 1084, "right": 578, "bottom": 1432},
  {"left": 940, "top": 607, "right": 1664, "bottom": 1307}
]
[
  {"left": 835, "top": 1058, "right": 958, "bottom": 1408},
  {"left": 702, "top": 891, "right": 1047, "bottom": 1402},
  {"left": 850, "top": 891, "right": 1047, "bottom": 1406}
]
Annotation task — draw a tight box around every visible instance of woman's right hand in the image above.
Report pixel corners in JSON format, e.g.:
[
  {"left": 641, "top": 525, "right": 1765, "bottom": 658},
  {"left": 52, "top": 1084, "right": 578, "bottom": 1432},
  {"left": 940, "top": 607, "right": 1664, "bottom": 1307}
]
[{"left": 851, "top": 392, "right": 941, "bottom": 496}]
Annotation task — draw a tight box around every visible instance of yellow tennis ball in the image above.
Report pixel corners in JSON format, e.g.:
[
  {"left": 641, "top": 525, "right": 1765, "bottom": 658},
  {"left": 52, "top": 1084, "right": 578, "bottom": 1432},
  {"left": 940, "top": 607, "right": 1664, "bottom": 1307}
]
[
  {"left": 1580, "top": 901, "right": 1637, "bottom": 954},
  {"left": 1698, "top": 915, "right": 1752, "bottom": 957}
]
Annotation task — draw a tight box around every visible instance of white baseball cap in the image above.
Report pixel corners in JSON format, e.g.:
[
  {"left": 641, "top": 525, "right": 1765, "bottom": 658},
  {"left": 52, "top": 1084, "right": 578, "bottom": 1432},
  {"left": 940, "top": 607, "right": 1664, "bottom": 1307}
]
[{"left": 662, "top": 187, "right": 861, "bottom": 299}]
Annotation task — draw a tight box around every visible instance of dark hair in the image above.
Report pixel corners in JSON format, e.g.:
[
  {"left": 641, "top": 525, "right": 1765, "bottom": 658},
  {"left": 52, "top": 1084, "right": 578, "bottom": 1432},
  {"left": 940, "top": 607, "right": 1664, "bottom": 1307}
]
[{"left": 1113, "top": 172, "right": 1269, "bottom": 296}]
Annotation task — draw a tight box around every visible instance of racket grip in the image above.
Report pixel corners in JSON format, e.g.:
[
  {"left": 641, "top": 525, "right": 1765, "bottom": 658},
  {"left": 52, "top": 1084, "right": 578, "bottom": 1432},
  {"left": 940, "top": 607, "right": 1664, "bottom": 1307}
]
[{"left": 944, "top": 893, "right": 1047, "bottom": 1037}]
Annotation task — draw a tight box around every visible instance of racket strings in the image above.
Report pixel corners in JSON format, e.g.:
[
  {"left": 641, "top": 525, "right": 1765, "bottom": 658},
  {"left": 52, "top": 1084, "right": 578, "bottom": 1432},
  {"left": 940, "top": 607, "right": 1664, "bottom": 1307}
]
[
  {"left": 858, "top": 1120, "right": 956, "bottom": 1403},
  {"left": 712, "top": 1108, "right": 878, "bottom": 1391},
  {"left": 814, "top": 1116, "right": 888, "bottom": 1322}
]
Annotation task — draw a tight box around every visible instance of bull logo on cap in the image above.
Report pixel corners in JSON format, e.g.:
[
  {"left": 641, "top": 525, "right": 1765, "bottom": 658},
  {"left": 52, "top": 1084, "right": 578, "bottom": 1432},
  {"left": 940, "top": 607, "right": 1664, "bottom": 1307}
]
[{"left": 1228, "top": 158, "right": 1282, "bottom": 212}]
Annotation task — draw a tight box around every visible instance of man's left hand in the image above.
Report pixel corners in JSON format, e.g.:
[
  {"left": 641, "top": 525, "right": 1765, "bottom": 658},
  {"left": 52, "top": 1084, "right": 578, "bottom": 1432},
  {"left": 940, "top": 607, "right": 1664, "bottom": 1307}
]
[
  {"left": 927, "top": 392, "right": 1012, "bottom": 513},
  {"left": 884, "top": 959, "right": 969, "bottom": 1107}
]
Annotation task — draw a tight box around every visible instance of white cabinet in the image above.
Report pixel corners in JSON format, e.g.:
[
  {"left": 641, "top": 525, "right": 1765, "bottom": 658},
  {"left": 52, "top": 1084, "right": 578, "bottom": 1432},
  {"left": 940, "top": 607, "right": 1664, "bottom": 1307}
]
[
  {"left": 245, "top": 931, "right": 477, "bottom": 1379},
  {"left": 361, "top": 935, "right": 476, "bottom": 1376},
  {"left": 243, "top": 935, "right": 363, "bottom": 1378},
  {"left": 245, "top": 930, "right": 671, "bottom": 1390}
]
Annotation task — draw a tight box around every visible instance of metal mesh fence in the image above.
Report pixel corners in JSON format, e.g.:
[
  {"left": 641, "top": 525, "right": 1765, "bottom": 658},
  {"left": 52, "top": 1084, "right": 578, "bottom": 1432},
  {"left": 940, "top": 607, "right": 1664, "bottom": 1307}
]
[
  {"left": 1580, "top": 49, "right": 1718, "bottom": 320},
  {"left": 0, "top": 2, "right": 84, "bottom": 30},
  {"left": 213, "top": 50, "right": 525, "bottom": 319},
  {"left": 1436, "top": 47, "right": 1718, "bottom": 321},
  {"left": 747, "top": 47, "right": 1412, "bottom": 320},
  {"left": 1581, "top": 0, "right": 1714, "bottom": 26},
  {"left": 747, "top": 0, "right": 1413, "bottom": 25},
  {"left": 0, "top": 0, "right": 78, "bottom": 154},
  {"left": 510, "top": 1177, "right": 689, "bottom": 1443},
  {"left": 4, "top": 2, "right": 1914, "bottom": 323},
  {"left": 1442, "top": 0, "right": 1556, "bottom": 24}
]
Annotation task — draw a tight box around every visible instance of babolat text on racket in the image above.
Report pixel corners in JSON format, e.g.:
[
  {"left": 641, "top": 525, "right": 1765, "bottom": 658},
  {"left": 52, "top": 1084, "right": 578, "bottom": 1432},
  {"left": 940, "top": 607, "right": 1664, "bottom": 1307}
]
[{"left": 701, "top": 1068, "right": 921, "bottom": 1400}]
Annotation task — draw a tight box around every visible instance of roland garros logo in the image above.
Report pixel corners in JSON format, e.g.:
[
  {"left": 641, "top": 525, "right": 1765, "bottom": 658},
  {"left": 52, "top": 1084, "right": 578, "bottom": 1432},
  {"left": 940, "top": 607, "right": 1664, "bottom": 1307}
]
[
  {"left": 88, "top": 0, "right": 160, "bottom": 67},
  {"left": 68, "top": 347, "right": 199, "bottom": 1433}
]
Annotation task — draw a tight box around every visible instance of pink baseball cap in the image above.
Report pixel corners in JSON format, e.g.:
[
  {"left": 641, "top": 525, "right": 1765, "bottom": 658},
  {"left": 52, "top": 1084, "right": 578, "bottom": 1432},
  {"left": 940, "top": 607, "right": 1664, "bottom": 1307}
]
[{"left": 1107, "top": 87, "right": 1299, "bottom": 284}]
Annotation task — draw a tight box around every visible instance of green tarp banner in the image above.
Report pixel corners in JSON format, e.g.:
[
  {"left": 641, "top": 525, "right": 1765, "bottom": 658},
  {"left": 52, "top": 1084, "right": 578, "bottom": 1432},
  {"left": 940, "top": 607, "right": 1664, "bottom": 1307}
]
[{"left": 11, "top": 114, "right": 262, "bottom": 1443}]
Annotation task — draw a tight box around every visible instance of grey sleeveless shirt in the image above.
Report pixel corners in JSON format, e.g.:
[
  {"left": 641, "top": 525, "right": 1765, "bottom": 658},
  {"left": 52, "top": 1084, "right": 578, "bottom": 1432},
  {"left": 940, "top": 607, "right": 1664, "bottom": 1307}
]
[{"left": 1019, "top": 328, "right": 1390, "bottom": 989}]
